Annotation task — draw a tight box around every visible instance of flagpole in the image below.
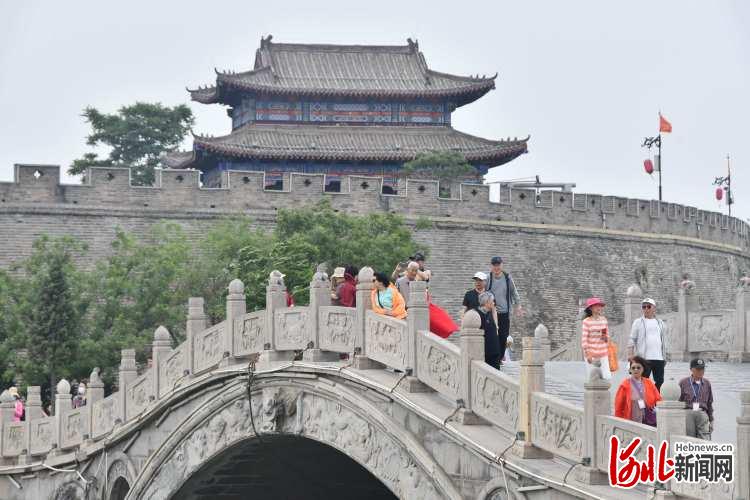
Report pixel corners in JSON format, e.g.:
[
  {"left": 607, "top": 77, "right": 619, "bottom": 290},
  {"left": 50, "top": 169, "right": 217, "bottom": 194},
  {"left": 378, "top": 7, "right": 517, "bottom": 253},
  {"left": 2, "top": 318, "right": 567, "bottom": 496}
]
[
  {"left": 658, "top": 132, "right": 662, "bottom": 201},
  {"left": 727, "top": 155, "right": 732, "bottom": 217}
]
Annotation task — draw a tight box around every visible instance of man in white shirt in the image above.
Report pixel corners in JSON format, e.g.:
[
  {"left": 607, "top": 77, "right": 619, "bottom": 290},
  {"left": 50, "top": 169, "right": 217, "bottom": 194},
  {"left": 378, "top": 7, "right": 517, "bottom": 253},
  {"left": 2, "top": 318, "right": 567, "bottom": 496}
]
[{"left": 627, "top": 297, "right": 667, "bottom": 391}]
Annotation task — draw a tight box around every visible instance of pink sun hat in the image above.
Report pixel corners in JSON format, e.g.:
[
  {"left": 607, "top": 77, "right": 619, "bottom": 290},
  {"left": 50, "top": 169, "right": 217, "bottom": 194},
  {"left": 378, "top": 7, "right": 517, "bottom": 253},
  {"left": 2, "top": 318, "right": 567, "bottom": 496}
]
[{"left": 584, "top": 297, "right": 606, "bottom": 309}]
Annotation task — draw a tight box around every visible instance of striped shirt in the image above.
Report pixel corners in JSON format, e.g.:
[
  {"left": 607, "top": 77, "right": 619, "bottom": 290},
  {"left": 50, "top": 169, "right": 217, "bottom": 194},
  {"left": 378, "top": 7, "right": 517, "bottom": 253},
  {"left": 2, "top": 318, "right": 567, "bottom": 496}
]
[{"left": 581, "top": 316, "right": 609, "bottom": 359}]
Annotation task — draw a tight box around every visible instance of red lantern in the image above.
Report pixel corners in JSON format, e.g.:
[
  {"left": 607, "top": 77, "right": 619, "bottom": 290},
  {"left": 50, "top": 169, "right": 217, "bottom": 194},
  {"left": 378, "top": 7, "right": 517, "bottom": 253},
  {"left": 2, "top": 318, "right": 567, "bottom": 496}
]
[
  {"left": 716, "top": 187, "right": 724, "bottom": 201},
  {"left": 644, "top": 159, "right": 654, "bottom": 174}
]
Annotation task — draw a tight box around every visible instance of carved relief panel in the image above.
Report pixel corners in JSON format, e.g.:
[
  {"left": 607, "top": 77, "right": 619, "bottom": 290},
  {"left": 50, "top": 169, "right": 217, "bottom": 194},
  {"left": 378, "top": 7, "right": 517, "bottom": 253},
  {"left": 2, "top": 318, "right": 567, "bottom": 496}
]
[
  {"left": 159, "top": 346, "right": 186, "bottom": 398},
  {"left": 126, "top": 372, "right": 153, "bottom": 421},
  {"left": 365, "top": 311, "right": 408, "bottom": 370},
  {"left": 471, "top": 362, "right": 519, "bottom": 432},
  {"left": 61, "top": 408, "right": 87, "bottom": 449},
  {"left": 416, "top": 332, "right": 459, "bottom": 398},
  {"left": 194, "top": 323, "right": 226, "bottom": 373},
  {"left": 595, "top": 416, "right": 657, "bottom": 472},
  {"left": 689, "top": 313, "right": 733, "bottom": 352},
  {"left": 530, "top": 394, "right": 584, "bottom": 461},
  {"left": 234, "top": 312, "right": 265, "bottom": 356},
  {"left": 92, "top": 395, "right": 119, "bottom": 439},
  {"left": 318, "top": 307, "right": 356, "bottom": 352},
  {"left": 274, "top": 307, "right": 310, "bottom": 351},
  {"left": 2, "top": 422, "right": 26, "bottom": 457},
  {"left": 29, "top": 417, "right": 54, "bottom": 455}
]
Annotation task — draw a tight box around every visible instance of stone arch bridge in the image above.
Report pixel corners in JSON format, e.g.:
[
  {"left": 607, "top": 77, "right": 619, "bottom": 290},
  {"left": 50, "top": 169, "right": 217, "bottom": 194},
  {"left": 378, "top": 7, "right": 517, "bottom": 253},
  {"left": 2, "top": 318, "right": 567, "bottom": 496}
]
[{"left": 0, "top": 271, "right": 748, "bottom": 499}]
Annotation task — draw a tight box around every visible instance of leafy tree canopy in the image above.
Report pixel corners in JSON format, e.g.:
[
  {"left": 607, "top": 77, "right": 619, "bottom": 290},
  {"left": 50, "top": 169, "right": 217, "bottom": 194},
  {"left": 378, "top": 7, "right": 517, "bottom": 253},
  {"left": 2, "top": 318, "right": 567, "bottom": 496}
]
[
  {"left": 402, "top": 151, "right": 478, "bottom": 181},
  {"left": 69, "top": 102, "right": 194, "bottom": 186}
]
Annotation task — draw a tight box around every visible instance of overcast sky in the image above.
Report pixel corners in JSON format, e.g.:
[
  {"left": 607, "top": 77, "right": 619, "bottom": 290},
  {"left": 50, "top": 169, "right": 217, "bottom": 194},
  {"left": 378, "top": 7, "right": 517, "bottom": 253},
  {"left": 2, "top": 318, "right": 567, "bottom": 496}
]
[{"left": 2, "top": 1, "right": 748, "bottom": 219}]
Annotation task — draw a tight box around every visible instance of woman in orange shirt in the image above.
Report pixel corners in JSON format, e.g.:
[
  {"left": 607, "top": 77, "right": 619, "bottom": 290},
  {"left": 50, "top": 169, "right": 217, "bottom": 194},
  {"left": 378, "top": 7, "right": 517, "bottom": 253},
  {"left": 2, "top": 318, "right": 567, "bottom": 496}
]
[
  {"left": 371, "top": 272, "right": 407, "bottom": 319},
  {"left": 615, "top": 356, "right": 662, "bottom": 426}
]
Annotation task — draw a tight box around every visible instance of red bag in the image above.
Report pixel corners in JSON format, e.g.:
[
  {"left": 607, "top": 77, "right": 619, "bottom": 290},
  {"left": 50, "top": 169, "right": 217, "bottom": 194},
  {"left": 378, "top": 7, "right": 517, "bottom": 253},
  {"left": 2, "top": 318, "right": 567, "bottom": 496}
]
[{"left": 429, "top": 303, "right": 459, "bottom": 338}]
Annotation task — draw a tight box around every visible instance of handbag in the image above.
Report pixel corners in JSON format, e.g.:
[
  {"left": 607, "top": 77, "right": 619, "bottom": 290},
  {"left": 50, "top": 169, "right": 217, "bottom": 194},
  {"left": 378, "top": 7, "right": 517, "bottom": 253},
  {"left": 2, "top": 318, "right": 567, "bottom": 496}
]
[
  {"left": 643, "top": 405, "right": 657, "bottom": 427},
  {"left": 607, "top": 340, "right": 619, "bottom": 372}
]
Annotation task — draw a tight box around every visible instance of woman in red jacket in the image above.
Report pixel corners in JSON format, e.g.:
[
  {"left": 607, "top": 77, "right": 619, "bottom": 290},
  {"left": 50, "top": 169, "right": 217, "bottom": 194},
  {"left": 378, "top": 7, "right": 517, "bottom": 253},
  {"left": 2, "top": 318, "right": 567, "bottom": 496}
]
[{"left": 615, "top": 356, "right": 662, "bottom": 426}]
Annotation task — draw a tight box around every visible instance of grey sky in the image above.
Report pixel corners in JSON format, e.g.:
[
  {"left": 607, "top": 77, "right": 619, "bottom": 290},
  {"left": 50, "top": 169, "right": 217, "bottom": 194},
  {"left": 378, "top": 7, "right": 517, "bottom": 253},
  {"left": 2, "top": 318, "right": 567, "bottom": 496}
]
[{"left": 2, "top": 1, "right": 748, "bottom": 218}]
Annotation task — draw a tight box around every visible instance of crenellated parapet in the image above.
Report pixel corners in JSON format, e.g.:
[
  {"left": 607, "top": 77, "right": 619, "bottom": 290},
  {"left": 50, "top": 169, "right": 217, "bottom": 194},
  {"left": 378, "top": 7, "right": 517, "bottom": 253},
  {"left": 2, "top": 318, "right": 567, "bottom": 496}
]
[{"left": 1, "top": 163, "right": 747, "bottom": 251}]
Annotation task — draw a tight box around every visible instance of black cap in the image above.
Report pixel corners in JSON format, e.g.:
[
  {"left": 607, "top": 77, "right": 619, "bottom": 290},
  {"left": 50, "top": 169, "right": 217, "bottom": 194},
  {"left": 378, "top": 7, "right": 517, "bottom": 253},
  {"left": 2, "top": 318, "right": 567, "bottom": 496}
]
[
  {"left": 411, "top": 252, "right": 425, "bottom": 261},
  {"left": 690, "top": 358, "right": 706, "bottom": 369},
  {"left": 491, "top": 256, "right": 503, "bottom": 265}
]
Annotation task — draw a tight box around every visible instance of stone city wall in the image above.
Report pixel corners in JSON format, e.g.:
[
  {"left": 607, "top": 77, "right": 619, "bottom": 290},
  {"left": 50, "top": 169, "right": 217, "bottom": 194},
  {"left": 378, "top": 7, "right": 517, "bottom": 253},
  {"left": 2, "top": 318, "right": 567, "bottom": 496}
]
[{"left": 2, "top": 164, "right": 750, "bottom": 351}]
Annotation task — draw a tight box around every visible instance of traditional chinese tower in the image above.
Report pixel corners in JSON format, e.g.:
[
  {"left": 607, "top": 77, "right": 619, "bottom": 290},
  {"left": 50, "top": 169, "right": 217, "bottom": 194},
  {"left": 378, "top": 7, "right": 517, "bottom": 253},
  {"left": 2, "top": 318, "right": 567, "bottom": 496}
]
[{"left": 168, "top": 36, "right": 528, "bottom": 191}]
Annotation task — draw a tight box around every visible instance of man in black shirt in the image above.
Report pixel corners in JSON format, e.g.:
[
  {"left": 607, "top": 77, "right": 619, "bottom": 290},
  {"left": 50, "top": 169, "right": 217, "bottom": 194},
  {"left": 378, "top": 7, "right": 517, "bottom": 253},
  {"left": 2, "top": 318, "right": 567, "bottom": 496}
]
[{"left": 462, "top": 272, "right": 488, "bottom": 318}]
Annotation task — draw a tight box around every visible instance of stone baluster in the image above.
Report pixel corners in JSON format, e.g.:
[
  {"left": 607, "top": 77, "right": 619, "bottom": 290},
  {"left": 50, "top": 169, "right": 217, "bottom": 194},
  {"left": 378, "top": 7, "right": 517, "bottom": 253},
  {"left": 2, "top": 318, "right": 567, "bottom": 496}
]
[
  {"left": 186, "top": 297, "right": 207, "bottom": 375},
  {"left": 656, "top": 379, "right": 688, "bottom": 494},
  {"left": 118, "top": 349, "right": 137, "bottom": 424},
  {"left": 577, "top": 372, "right": 611, "bottom": 484},
  {"left": 304, "top": 271, "right": 338, "bottom": 362},
  {"left": 53, "top": 379, "right": 71, "bottom": 453},
  {"left": 25, "top": 386, "right": 44, "bottom": 420},
  {"left": 737, "top": 391, "right": 750, "bottom": 500},
  {"left": 0, "top": 391, "right": 14, "bottom": 465},
  {"left": 534, "top": 323, "right": 551, "bottom": 361},
  {"left": 456, "top": 309, "right": 485, "bottom": 424},
  {"left": 732, "top": 278, "right": 750, "bottom": 363},
  {"left": 223, "top": 279, "right": 246, "bottom": 365},
  {"left": 258, "top": 270, "right": 295, "bottom": 365},
  {"left": 152, "top": 326, "right": 172, "bottom": 397},
  {"left": 85, "top": 370, "right": 104, "bottom": 442},
  {"left": 622, "top": 284, "right": 643, "bottom": 358},
  {"left": 674, "top": 279, "right": 697, "bottom": 361},
  {"left": 404, "top": 280, "right": 430, "bottom": 392},
  {"left": 352, "top": 267, "right": 382, "bottom": 369},
  {"left": 513, "top": 334, "right": 551, "bottom": 458}
]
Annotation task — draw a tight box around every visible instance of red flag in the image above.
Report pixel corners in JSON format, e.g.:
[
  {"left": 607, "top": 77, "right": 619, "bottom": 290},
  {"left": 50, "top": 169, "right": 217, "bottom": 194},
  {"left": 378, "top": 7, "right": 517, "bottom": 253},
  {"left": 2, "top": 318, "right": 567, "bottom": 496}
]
[{"left": 659, "top": 114, "right": 672, "bottom": 133}]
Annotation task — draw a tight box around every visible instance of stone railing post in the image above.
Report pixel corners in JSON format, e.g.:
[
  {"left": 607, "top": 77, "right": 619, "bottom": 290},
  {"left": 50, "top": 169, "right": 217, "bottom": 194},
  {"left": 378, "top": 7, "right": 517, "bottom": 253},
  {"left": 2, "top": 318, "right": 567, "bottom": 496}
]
[
  {"left": 513, "top": 334, "right": 551, "bottom": 458},
  {"left": 456, "top": 309, "right": 485, "bottom": 424},
  {"left": 534, "top": 323, "right": 551, "bottom": 361},
  {"left": 622, "top": 284, "right": 643, "bottom": 358},
  {"left": 673, "top": 280, "right": 697, "bottom": 361},
  {"left": 25, "top": 386, "right": 44, "bottom": 420},
  {"left": 186, "top": 297, "right": 207, "bottom": 375},
  {"left": 118, "top": 349, "right": 137, "bottom": 424},
  {"left": 737, "top": 390, "right": 750, "bottom": 500},
  {"left": 223, "top": 279, "right": 246, "bottom": 366},
  {"left": 152, "top": 326, "right": 172, "bottom": 397},
  {"left": 259, "top": 270, "right": 295, "bottom": 365},
  {"left": 0, "top": 391, "right": 14, "bottom": 465},
  {"left": 86, "top": 369, "right": 104, "bottom": 441},
  {"left": 304, "top": 272, "right": 338, "bottom": 362},
  {"left": 53, "top": 379, "right": 71, "bottom": 452},
  {"left": 577, "top": 373, "right": 611, "bottom": 484},
  {"left": 352, "top": 267, "right": 382, "bottom": 369},
  {"left": 657, "top": 380, "right": 688, "bottom": 493},
  {"left": 404, "top": 280, "right": 430, "bottom": 392},
  {"left": 732, "top": 278, "right": 750, "bottom": 363}
]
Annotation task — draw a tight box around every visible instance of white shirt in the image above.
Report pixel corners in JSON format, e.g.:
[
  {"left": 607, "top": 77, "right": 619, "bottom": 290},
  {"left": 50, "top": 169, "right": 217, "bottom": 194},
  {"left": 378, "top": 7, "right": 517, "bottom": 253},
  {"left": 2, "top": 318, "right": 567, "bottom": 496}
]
[{"left": 643, "top": 318, "right": 663, "bottom": 360}]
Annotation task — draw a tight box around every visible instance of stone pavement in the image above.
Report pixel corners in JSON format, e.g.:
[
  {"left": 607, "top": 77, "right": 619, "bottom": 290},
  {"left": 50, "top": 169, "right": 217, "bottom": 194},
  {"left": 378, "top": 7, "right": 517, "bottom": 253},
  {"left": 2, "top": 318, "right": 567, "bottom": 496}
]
[{"left": 502, "top": 360, "right": 750, "bottom": 444}]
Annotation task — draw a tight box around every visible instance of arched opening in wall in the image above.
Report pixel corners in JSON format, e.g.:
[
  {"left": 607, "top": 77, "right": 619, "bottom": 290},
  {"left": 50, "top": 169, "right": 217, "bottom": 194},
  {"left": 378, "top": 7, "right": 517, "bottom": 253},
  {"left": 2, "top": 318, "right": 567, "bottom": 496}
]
[
  {"left": 171, "top": 434, "right": 397, "bottom": 500},
  {"left": 109, "top": 477, "right": 130, "bottom": 500}
]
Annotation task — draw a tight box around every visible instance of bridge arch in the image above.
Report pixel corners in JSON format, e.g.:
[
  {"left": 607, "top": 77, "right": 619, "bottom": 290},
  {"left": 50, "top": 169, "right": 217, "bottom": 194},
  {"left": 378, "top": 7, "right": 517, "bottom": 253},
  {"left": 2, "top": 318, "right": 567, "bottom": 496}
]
[{"left": 127, "top": 375, "right": 463, "bottom": 500}]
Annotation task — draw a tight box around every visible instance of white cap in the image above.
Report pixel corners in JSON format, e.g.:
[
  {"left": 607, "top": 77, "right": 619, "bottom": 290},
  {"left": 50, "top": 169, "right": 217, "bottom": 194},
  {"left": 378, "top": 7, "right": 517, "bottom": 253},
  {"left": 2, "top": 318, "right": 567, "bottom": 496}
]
[
  {"left": 642, "top": 297, "right": 656, "bottom": 306},
  {"left": 473, "top": 271, "right": 488, "bottom": 281},
  {"left": 332, "top": 267, "right": 345, "bottom": 278}
]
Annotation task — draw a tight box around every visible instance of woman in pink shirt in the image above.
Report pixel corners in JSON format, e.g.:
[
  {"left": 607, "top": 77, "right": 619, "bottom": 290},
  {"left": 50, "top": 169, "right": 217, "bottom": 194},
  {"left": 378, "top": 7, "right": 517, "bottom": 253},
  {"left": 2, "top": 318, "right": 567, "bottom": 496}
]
[
  {"left": 581, "top": 297, "right": 611, "bottom": 380},
  {"left": 8, "top": 387, "right": 25, "bottom": 422}
]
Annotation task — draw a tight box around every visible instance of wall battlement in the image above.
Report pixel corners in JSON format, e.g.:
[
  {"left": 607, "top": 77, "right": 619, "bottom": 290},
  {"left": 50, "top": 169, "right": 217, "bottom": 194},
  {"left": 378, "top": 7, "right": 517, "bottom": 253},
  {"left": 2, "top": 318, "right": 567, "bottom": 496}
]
[{"left": 1, "top": 164, "right": 747, "bottom": 250}]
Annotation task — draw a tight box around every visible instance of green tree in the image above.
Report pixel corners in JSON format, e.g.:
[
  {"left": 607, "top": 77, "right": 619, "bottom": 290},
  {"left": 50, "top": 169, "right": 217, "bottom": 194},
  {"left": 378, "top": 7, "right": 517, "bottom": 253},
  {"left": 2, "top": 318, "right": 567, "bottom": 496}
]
[
  {"left": 8, "top": 237, "right": 89, "bottom": 396},
  {"left": 402, "top": 151, "right": 477, "bottom": 181},
  {"left": 0, "top": 270, "right": 22, "bottom": 388},
  {"left": 69, "top": 102, "right": 194, "bottom": 186}
]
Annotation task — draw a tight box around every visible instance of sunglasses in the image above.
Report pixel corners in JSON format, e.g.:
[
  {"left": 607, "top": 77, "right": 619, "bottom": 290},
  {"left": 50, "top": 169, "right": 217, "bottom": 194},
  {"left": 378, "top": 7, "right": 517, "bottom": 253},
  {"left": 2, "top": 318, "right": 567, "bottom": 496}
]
[
  {"left": 641, "top": 304, "right": 652, "bottom": 309},
  {"left": 630, "top": 365, "right": 643, "bottom": 370}
]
